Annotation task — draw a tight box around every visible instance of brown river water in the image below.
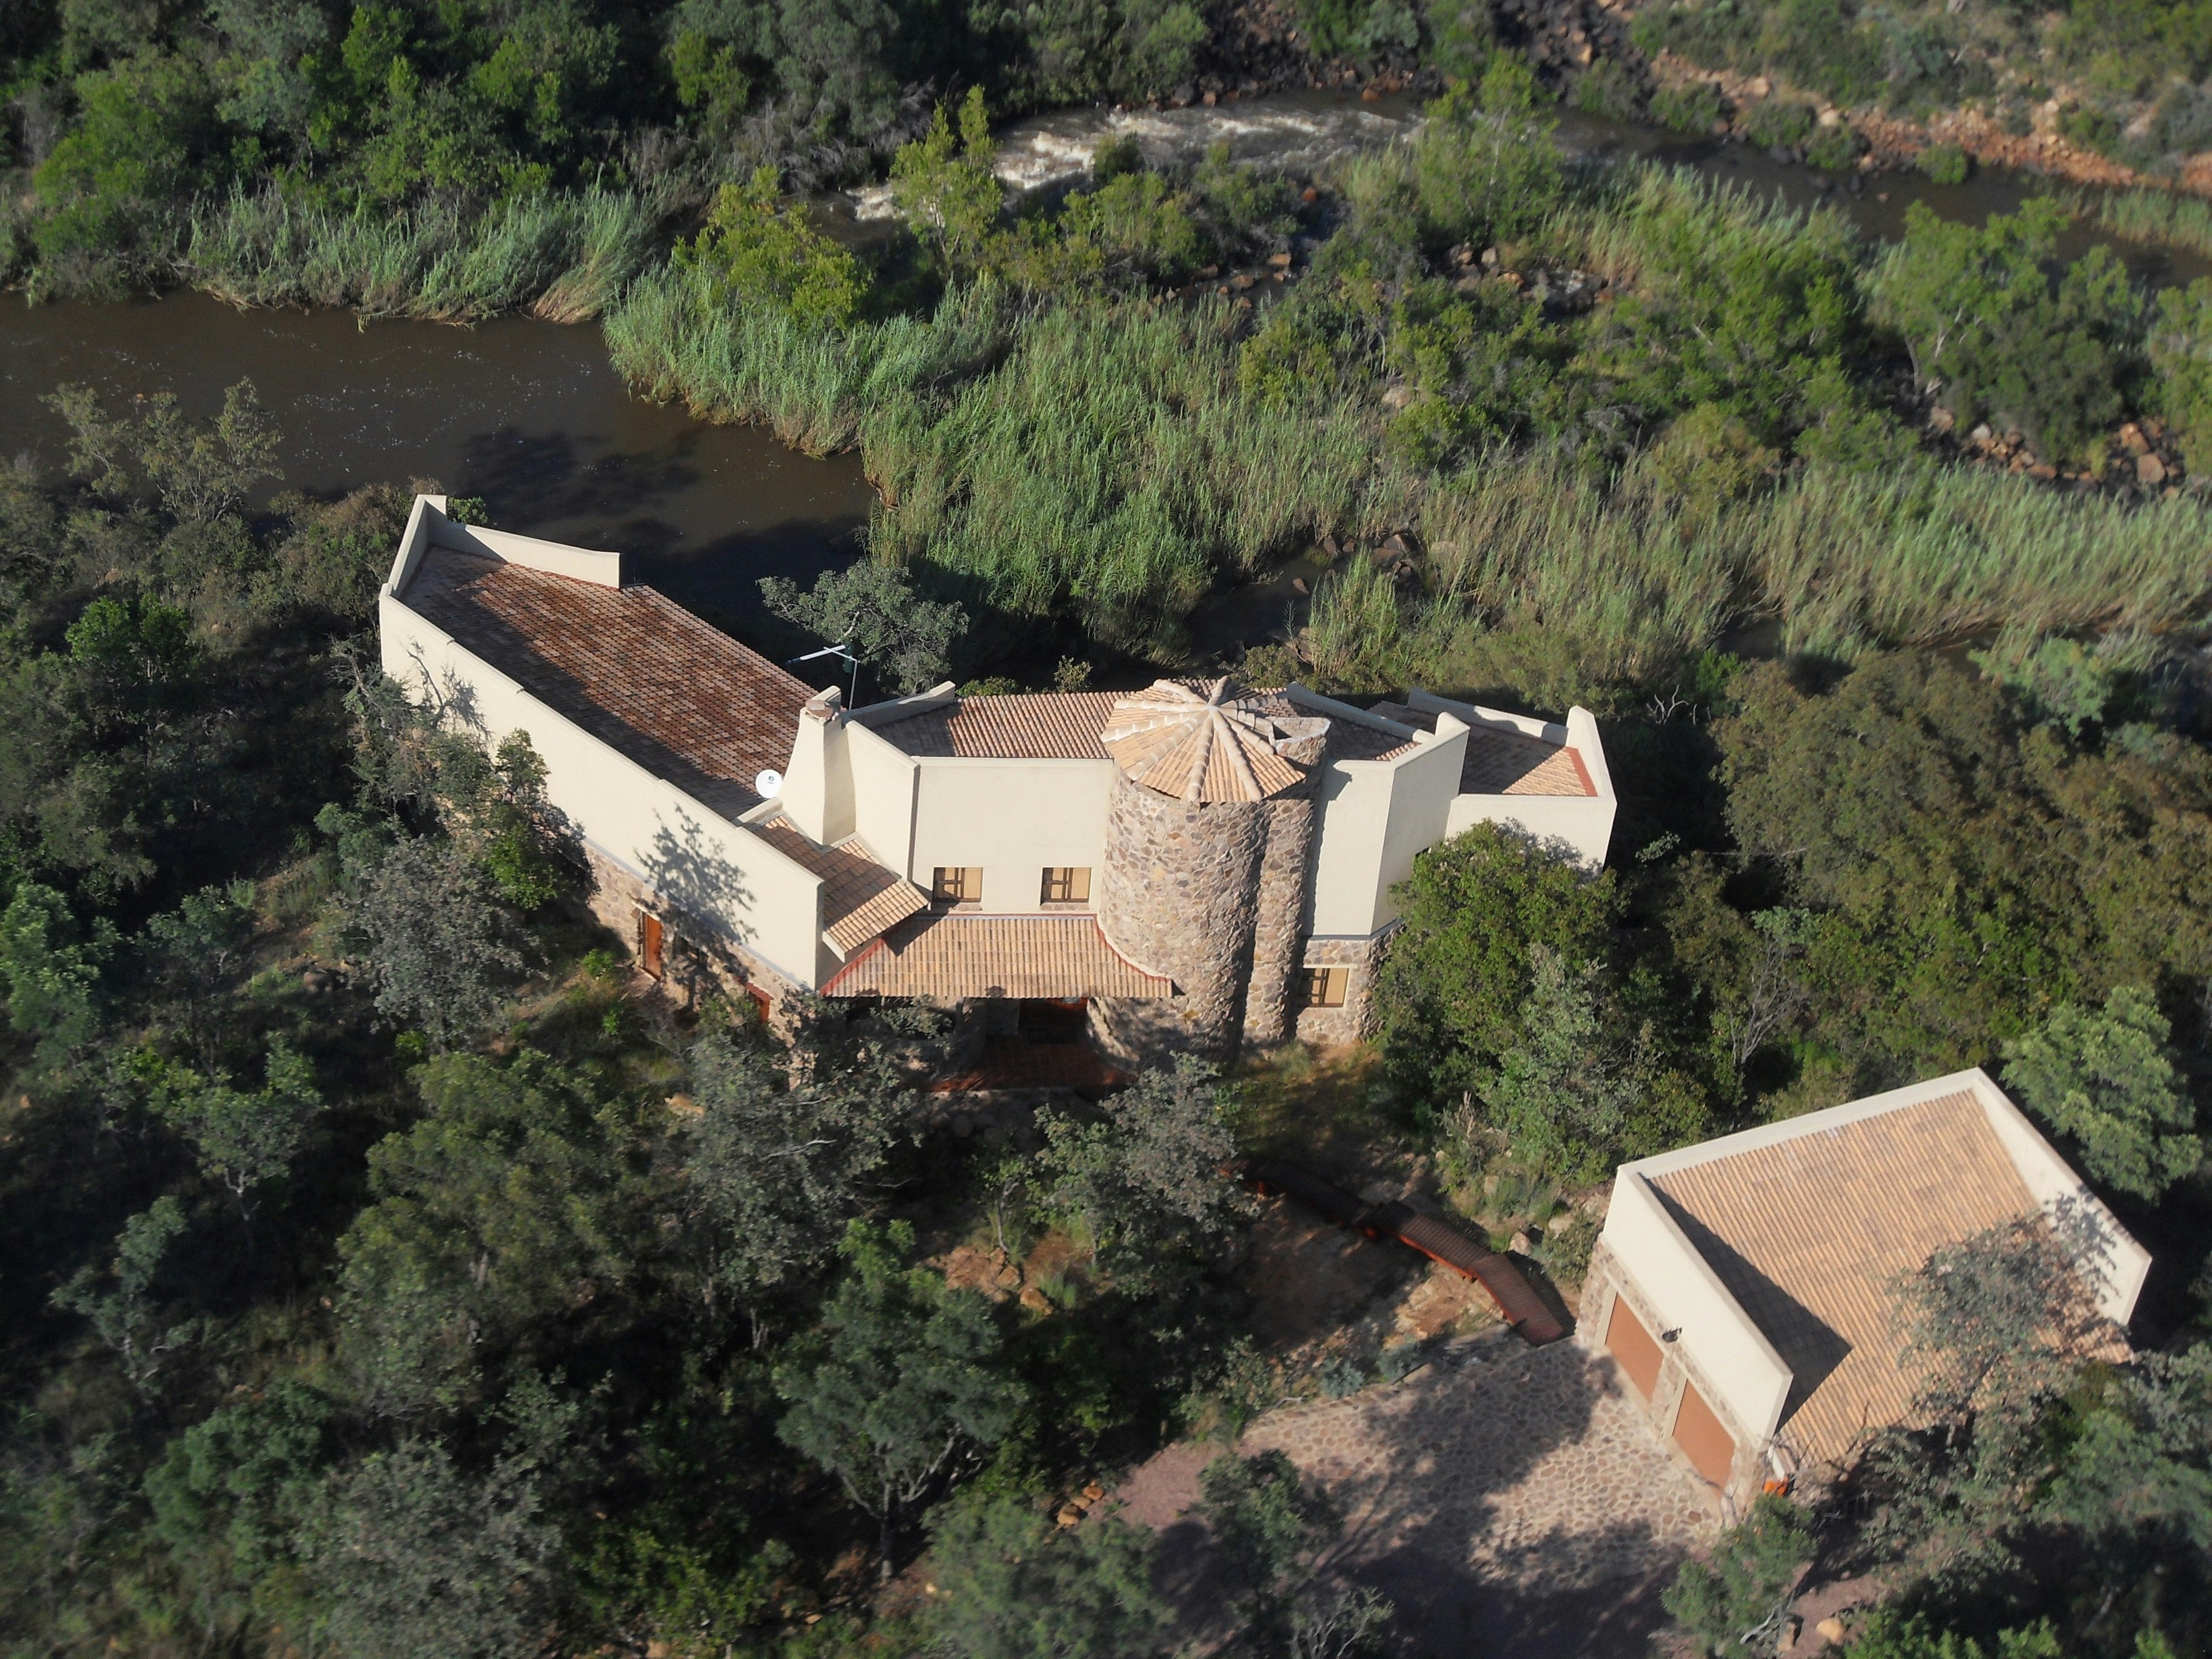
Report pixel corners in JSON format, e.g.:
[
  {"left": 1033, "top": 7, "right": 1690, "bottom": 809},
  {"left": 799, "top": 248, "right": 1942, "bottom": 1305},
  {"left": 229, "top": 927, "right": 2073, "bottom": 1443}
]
[{"left": 1, "top": 90, "right": 2198, "bottom": 642}]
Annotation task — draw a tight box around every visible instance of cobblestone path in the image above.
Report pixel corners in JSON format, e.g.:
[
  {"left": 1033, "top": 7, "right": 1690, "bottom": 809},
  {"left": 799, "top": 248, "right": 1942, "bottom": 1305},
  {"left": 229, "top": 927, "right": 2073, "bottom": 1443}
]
[{"left": 1125, "top": 1337, "right": 1720, "bottom": 1655}]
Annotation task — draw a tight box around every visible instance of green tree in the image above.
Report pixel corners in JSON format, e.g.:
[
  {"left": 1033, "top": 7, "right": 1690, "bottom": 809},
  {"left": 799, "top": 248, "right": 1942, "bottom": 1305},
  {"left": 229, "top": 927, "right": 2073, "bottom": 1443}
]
[
  {"left": 675, "top": 166, "right": 868, "bottom": 329},
  {"left": 1874, "top": 199, "right": 2140, "bottom": 461},
  {"left": 1196, "top": 1450, "right": 1373, "bottom": 1647},
  {"left": 32, "top": 52, "right": 216, "bottom": 289},
  {"left": 1863, "top": 1218, "right": 2106, "bottom": 1568},
  {"left": 303, "top": 1439, "right": 553, "bottom": 1659},
  {"left": 1036, "top": 1055, "right": 1251, "bottom": 1293},
  {"left": 1661, "top": 1493, "right": 1811, "bottom": 1655},
  {"left": 50, "top": 1197, "right": 199, "bottom": 1391},
  {"left": 921, "top": 1486, "right": 1170, "bottom": 1658},
  {"left": 889, "top": 86, "right": 1005, "bottom": 270},
  {"left": 50, "top": 378, "right": 281, "bottom": 525},
  {"left": 2002, "top": 986, "right": 2200, "bottom": 1200},
  {"left": 1374, "top": 822, "right": 1620, "bottom": 1102},
  {"left": 775, "top": 1220, "right": 1025, "bottom": 1580},
  {"left": 759, "top": 560, "right": 968, "bottom": 697},
  {"left": 335, "top": 1051, "right": 658, "bottom": 1415},
  {"left": 2147, "top": 276, "right": 2212, "bottom": 475},
  {"left": 680, "top": 1030, "right": 908, "bottom": 1339},
  {"left": 142, "top": 1038, "right": 325, "bottom": 1230},
  {"left": 146, "top": 1381, "right": 334, "bottom": 1642},
  {"left": 343, "top": 835, "right": 526, "bottom": 1052},
  {"left": 140, "top": 880, "right": 257, "bottom": 1073},
  {"left": 0, "top": 882, "right": 116, "bottom": 1064},
  {"left": 1717, "top": 655, "right": 2212, "bottom": 1085},
  {"left": 1480, "top": 943, "right": 1657, "bottom": 1182},
  {"left": 1836, "top": 1610, "right": 2063, "bottom": 1658}
]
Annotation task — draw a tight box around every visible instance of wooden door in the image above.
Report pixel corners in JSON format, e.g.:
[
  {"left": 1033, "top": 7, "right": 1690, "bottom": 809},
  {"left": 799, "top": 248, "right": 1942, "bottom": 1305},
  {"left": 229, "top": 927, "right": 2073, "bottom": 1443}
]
[
  {"left": 640, "top": 911, "right": 665, "bottom": 980},
  {"left": 1673, "top": 1380, "right": 1737, "bottom": 1489},
  {"left": 1604, "top": 1293, "right": 1664, "bottom": 1401}
]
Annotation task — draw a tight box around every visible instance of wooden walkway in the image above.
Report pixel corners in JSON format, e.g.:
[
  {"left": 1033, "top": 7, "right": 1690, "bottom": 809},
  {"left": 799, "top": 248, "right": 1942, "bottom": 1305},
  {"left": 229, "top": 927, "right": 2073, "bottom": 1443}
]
[{"left": 1235, "top": 1157, "right": 1570, "bottom": 1346}]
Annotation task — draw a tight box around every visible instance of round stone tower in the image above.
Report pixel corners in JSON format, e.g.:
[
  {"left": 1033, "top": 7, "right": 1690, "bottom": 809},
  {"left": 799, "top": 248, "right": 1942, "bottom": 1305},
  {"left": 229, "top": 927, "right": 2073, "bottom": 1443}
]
[{"left": 1090, "top": 680, "right": 1329, "bottom": 1064}]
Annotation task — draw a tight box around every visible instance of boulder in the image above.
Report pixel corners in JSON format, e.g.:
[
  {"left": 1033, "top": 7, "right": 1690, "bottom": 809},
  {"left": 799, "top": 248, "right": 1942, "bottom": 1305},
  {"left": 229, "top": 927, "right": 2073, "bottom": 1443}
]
[{"left": 2137, "top": 452, "right": 2168, "bottom": 485}]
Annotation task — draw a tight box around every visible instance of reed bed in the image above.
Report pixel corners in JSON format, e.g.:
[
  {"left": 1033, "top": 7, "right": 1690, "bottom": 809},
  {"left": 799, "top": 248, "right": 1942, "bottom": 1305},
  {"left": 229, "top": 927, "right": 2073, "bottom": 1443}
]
[
  {"left": 870, "top": 298, "right": 1375, "bottom": 650},
  {"left": 1305, "top": 452, "right": 2212, "bottom": 690},
  {"left": 607, "top": 274, "right": 1376, "bottom": 652},
  {"left": 180, "top": 187, "right": 657, "bottom": 323},
  {"left": 2088, "top": 187, "right": 2212, "bottom": 263}
]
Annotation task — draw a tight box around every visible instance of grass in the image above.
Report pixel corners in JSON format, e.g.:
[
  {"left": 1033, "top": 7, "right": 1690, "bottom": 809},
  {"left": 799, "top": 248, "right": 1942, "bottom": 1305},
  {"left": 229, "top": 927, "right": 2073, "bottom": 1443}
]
[{"left": 179, "top": 186, "right": 659, "bottom": 323}]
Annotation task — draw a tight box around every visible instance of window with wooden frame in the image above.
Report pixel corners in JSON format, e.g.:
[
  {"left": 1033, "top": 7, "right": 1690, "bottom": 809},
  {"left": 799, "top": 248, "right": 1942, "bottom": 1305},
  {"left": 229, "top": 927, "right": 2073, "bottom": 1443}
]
[
  {"left": 1039, "top": 866, "right": 1091, "bottom": 903},
  {"left": 1301, "top": 967, "right": 1347, "bottom": 1008},
  {"left": 931, "top": 866, "right": 984, "bottom": 904}
]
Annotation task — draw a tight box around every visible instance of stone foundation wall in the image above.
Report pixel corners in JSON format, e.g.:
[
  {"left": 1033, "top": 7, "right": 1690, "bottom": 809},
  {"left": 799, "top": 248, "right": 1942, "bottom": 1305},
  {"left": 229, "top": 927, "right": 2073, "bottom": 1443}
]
[
  {"left": 1580, "top": 1242, "right": 1769, "bottom": 1517},
  {"left": 581, "top": 842, "right": 800, "bottom": 1019},
  {"left": 1293, "top": 925, "right": 1395, "bottom": 1047}
]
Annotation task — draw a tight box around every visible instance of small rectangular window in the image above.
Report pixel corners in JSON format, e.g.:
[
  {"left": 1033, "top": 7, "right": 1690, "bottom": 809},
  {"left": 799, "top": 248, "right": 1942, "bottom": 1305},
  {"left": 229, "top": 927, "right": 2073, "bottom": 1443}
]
[
  {"left": 931, "top": 866, "right": 984, "bottom": 904},
  {"left": 1040, "top": 866, "right": 1092, "bottom": 903},
  {"left": 1301, "top": 967, "right": 1347, "bottom": 1008}
]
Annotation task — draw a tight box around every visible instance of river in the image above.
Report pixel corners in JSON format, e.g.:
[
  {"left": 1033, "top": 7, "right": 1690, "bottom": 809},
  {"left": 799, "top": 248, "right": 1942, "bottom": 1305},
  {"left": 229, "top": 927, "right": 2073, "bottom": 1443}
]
[{"left": 0, "top": 89, "right": 2197, "bottom": 645}]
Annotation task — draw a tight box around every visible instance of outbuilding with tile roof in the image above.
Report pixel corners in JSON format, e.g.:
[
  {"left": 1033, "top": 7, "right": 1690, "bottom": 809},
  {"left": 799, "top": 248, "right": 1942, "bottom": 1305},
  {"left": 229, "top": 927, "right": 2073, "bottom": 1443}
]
[{"left": 1581, "top": 1069, "right": 2151, "bottom": 1508}]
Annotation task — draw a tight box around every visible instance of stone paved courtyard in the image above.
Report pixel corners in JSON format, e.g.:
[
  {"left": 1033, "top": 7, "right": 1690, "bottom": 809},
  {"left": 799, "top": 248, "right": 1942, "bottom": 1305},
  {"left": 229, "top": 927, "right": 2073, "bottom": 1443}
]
[{"left": 1120, "top": 1335, "right": 1721, "bottom": 1657}]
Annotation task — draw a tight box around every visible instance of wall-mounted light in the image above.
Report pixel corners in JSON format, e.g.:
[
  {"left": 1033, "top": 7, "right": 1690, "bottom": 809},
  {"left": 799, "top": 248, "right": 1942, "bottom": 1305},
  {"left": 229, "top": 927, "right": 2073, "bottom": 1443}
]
[{"left": 1661, "top": 1329, "right": 1681, "bottom": 1343}]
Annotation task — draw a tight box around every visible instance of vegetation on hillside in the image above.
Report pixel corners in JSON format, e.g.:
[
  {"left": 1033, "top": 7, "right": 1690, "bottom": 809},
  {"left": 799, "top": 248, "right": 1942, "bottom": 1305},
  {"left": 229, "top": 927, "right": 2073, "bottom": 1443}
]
[{"left": 2, "top": 9, "right": 2211, "bottom": 1657}]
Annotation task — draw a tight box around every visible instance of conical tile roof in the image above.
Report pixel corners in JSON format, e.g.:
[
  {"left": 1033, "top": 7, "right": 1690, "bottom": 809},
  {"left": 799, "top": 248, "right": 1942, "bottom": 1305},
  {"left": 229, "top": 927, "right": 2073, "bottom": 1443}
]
[{"left": 1099, "top": 679, "right": 1329, "bottom": 802}]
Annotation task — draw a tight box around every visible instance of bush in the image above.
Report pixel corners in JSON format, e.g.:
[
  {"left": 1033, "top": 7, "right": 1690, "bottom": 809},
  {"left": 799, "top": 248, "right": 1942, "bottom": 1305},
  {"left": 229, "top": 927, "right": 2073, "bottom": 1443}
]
[
  {"left": 1740, "top": 98, "right": 1817, "bottom": 150},
  {"left": 1652, "top": 81, "right": 1730, "bottom": 133},
  {"left": 1803, "top": 119, "right": 1863, "bottom": 172},
  {"left": 1918, "top": 142, "right": 1971, "bottom": 184}
]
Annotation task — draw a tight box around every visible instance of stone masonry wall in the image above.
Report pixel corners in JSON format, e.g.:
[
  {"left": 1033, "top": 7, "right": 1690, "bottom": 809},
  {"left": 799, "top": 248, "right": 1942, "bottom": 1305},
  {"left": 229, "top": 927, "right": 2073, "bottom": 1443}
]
[
  {"left": 1093, "top": 768, "right": 1269, "bottom": 1063},
  {"left": 1580, "top": 1241, "right": 1768, "bottom": 1517},
  {"left": 1242, "top": 794, "right": 1316, "bottom": 1050},
  {"left": 1293, "top": 924, "right": 1395, "bottom": 1047},
  {"left": 581, "top": 842, "right": 799, "bottom": 1019}
]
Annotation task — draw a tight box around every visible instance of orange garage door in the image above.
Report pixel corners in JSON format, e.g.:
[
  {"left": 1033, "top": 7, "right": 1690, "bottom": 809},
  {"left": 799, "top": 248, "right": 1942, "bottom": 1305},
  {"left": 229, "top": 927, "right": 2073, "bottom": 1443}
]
[
  {"left": 1604, "top": 1294, "right": 1664, "bottom": 1401},
  {"left": 1673, "top": 1380, "right": 1737, "bottom": 1488}
]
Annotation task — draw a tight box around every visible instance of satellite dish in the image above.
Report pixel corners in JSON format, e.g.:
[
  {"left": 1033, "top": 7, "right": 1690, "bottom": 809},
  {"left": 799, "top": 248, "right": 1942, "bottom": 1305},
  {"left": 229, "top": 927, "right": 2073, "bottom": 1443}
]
[{"left": 755, "top": 769, "right": 783, "bottom": 799}]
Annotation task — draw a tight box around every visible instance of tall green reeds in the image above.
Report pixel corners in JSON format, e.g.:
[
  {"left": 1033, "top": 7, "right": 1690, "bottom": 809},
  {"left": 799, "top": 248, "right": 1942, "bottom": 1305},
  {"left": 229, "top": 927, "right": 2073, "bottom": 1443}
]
[
  {"left": 607, "top": 272, "right": 1376, "bottom": 652},
  {"left": 603, "top": 266, "right": 1010, "bottom": 455},
  {"left": 869, "top": 297, "right": 1375, "bottom": 649},
  {"left": 179, "top": 187, "right": 657, "bottom": 323},
  {"left": 1307, "top": 451, "right": 2212, "bottom": 687},
  {"left": 2087, "top": 187, "right": 2212, "bottom": 261}
]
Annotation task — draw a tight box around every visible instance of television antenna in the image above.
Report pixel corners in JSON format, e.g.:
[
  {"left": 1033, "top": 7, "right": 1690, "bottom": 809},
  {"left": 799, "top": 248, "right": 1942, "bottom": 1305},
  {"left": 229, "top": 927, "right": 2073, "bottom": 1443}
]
[{"left": 786, "top": 640, "right": 861, "bottom": 706}]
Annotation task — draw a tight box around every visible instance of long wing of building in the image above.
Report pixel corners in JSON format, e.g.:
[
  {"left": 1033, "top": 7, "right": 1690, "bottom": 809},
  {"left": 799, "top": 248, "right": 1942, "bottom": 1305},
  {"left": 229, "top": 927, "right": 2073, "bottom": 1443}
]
[{"left": 378, "top": 495, "right": 1617, "bottom": 1057}]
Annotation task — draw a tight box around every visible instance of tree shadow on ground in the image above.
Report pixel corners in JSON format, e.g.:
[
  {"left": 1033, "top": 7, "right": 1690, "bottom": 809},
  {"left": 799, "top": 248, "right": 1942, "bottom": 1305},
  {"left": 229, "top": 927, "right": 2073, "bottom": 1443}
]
[{"left": 1142, "top": 1338, "right": 1717, "bottom": 1657}]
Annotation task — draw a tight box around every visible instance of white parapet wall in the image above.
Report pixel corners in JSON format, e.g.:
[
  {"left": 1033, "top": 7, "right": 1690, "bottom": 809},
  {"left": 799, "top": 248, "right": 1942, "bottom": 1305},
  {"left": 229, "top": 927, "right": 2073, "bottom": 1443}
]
[
  {"left": 1601, "top": 1170, "right": 1797, "bottom": 1447},
  {"left": 1409, "top": 690, "right": 1617, "bottom": 868}
]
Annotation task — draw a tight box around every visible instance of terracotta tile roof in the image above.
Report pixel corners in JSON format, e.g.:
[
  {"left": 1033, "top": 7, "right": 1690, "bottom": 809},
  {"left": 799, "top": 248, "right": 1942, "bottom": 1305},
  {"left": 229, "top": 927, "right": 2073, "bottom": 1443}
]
[
  {"left": 402, "top": 549, "right": 811, "bottom": 819},
  {"left": 822, "top": 913, "right": 1175, "bottom": 1000},
  {"left": 1369, "top": 702, "right": 1595, "bottom": 796},
  {"left": 1646, "top": 1091, "right": 2039, "bottom": 1465},
  {"left": 1100, "top": 679, "right": 1326, "bottom": 802},
  {"left": 870, "top": 692, "right": 1124, "bottom": 759},
  {"left": 749, "top": 822, "right": 929, "bottom": 954},
  {"left": 1322, "top": 721, "right": 1419, "bottom": 762}
]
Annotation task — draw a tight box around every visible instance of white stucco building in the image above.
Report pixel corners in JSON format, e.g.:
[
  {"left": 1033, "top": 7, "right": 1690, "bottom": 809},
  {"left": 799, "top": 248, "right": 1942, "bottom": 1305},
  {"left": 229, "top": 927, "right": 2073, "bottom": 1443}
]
[
  {"left": 377, "top": 496, "right": 1616, "bottom": 1057},
  {"left": 1583, "top": 1068, "right": 2151, "bottom": 1508}
]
